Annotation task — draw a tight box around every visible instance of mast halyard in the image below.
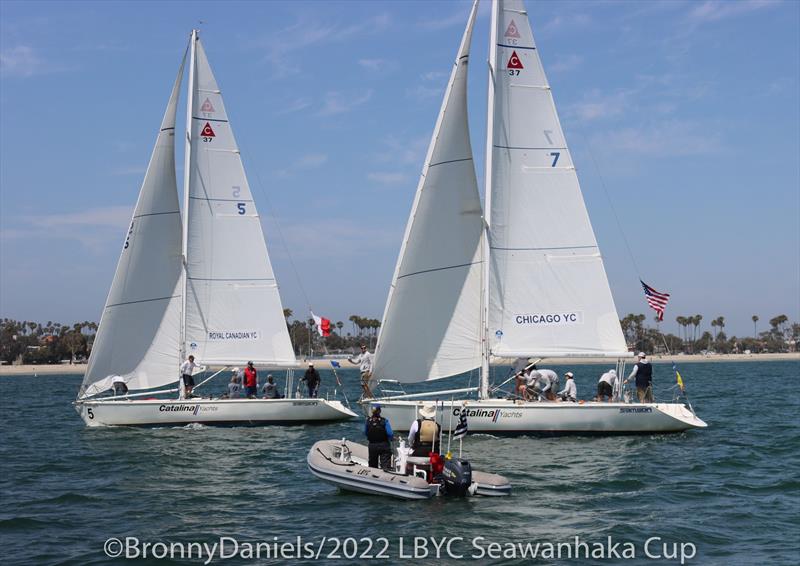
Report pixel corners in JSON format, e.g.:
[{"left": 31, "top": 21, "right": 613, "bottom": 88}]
[
  {"left": 479, "top": 1, "right": 500, "bottom": 400},
  {"left": 179, "top": 30, "right": 198, "bottom": 362}
]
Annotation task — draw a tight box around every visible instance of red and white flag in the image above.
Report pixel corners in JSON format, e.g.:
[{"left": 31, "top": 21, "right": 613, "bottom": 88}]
[{"left": 311, "top": 311, "right": 331, "bottom": 337}]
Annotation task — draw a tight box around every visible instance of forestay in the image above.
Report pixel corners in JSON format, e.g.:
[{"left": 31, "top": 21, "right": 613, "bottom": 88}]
[
  {"left": 80, "top": 55, "right": 186, "bottom": 398},
  {"left": 486, "top": 0, "right": 628, "bottom": 357},
  {"left": 373, "top": 1, "right": 483, "bottom": 383},
  {"left": 183, "top": 37, "right": 296, "bottom": 366}
]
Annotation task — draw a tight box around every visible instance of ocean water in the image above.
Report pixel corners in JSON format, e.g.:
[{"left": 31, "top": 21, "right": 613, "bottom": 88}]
[{"left": 0, "top": 360, "right": 798, "bottom": 565}]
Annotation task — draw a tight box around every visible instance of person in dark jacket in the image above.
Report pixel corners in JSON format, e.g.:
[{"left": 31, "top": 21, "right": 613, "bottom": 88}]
[
  {"left": 301, "top": 363, "right": 321, "bottom": 398},
  {"left": 625, "top": 352, "right": 653, "bottom": 402},
  {"left": 364, "top": 405, "right": 393, "bottom": 469}
]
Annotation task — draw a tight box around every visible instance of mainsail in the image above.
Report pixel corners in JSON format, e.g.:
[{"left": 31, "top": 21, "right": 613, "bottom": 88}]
[
  {"left": 80, "top": 55, "right": 186, "bottom": 399},
  {"left": 372, "top": 1, "right": 483, "bottom": 384},
  {"left": 486, "top": 0, "right": 628, "bottom": 358},
  {"left": 183, "top": 36, "right": 296, "bottom": 366}
]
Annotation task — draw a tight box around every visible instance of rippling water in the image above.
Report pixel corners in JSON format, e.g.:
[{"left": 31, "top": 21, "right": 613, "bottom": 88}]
[{"left": 1, "top": 361, "right": 798, "bottom": 565}]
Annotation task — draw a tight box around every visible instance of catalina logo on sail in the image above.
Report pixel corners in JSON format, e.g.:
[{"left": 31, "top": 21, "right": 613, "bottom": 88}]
[
  {"left": 514, "top": 312, "right": 584, "bottom": 326},
  {"left": 207, "top": 330, "right": 261, "bottom": 341}
]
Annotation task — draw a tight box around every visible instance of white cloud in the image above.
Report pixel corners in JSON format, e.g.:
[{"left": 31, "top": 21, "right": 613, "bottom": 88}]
[
  {"left": 416, "top": 9, "right": 471, "bottom": 31},
  {"left": 276, "top": 97, "right": 312, "bottom": 115},
  {"left": 0, "top": 46, "right": 45, "bottom": 77},
  {"left": 549, "top": 54, "right": 583, "bottom": 74},
  {"left": 406, "top": 84, "right": 443, "bottom": 101},
  {"left": 317, "top": 89, "right": 373, "bottom": 116},
  {"left": 539, "top": 13, "right": 591, "bottom": 35},
  {"left": 28, "top": 206, "right": 132, "bottom": 229},
  {"left": 372, "top": 135, "right": 430, "bottom": 167},
  {"left": 271, "top": 217, "right": 397, "bottom": 260},
  {"left": 589, "top": 120, "right": 723, "bottom": 156},
  {"left": 687, "top": 0, "right": 778, "bottom": 25},
  {"left": 367, "top": 172, "right": 408, "bottom": 185},
  {"left": 275, "top": 153, "right": 329, "bottom": 177},
  {"left": 568, "top": 89, "right": 633, "bottom": 122},
  {"left": 358, "top": 58, "right": 387, "bottom": 71}
]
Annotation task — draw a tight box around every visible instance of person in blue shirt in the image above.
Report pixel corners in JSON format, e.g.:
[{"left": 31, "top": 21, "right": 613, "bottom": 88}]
[{"left": 364, "top": 405, "right": 393, "bottom": 469}]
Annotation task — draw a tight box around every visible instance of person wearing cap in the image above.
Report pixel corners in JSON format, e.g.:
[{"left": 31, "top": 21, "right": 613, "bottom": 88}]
[
  {"left": 243, "top": 361, "right": 258, "bottom": 398},
  {"left": 226, "top": 370, "right": 243, "bottom": 399},
  {"left": 261, "top": 374, "right": 281, "bottom": 399},
  {"left": 348, "top": 344, "right": 374, "bottom": 398},
  {"left": 364, "top": 405, "right": 393, "bottom": 469},
  {"left": 557, "top": 372, "right": 577, "bottom": 402},
  {"left": 301, "top": 362, "right": 321, "bottom": 398},
  {"left": 526, "top": 366, "right": 558, "bottom": 401},
  {"left": 595, "top": 369, "right": 617, "bottom": 402},
  {"left": 625, "top": 352, "right": 654, "bottom": 402},
  {"left": 408, "top": 403, "right": 442, "bottom": 457}
]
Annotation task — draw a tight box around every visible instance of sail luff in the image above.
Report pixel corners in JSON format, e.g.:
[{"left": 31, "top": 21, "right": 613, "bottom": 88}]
[
  {"left": 180, "top": 30, "right": 197, "bottom": 361},
  {"left": 79, "top": 49, "right": 187, "bottom": 399},
  {"left": 479, "top": 0, "right": 501, "bottom": 399},
  {"left": 372, "top": 1, "right": 483, "bottom": 384}
]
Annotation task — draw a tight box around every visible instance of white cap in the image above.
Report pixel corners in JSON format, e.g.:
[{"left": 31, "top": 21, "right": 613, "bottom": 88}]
[
  {"left": 419, "top": 402, "right": 437, "bottom": 419},
  {"left": 565, "top": 372, "right": 574, "bottom": 378},
  {"left": 232, "top": 367, "right": 240, "bottom": 373},
  {"left": 638, "top": 352, "right": 646, "bottom": 358}
]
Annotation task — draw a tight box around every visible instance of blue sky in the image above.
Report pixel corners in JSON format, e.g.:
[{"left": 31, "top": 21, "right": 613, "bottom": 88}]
[{"left": 1, "top": 0, "right": 798, "bottom": 338}]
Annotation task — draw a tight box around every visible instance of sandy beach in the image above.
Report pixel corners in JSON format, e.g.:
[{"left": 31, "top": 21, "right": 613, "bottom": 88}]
[{"left": 2, "top": 352, "right": 797, "bottom": 376}]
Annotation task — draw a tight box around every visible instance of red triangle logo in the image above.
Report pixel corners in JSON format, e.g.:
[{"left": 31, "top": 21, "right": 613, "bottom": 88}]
[
  {"left": 200, "top": 98, "right": 215, "bottom": 113},
  {"left": 200, "top": 122, "right": 215, "bottom": 137},
  {"left": 507, "top": 51, "right": 524, "bottom": 69},
  {"left": 505, "top": 20, "right": 520, "bottom": 38}
]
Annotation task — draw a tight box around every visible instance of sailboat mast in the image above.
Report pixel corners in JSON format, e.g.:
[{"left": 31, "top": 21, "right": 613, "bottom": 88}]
[
  {"left": 480, "top": 1, "right": 500, "bottom": 400},
  {"left": 180, "top": 30, "right": 197, "bottom": 360}
]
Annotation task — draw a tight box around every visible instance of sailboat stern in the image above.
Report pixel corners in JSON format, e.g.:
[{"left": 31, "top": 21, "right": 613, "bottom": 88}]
[{"left": 653, "top": 403, "right": 708, "bottom": 430}]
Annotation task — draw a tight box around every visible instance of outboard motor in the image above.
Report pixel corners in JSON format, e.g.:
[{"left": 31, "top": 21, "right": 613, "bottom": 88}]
[{"left": 441, "top": 458, "right": 472, "bottom": 496}]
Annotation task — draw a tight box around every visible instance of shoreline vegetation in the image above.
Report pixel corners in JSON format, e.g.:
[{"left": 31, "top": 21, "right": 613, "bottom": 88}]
[
  {"left": 2, "top": 312, "right": 797, "bottom": 376},
  {"left": 2, "top": 352, "right": 798, "bottom": 376}
]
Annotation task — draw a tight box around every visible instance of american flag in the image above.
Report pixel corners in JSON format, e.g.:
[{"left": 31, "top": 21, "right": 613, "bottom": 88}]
[
  {"left": 453, "top": 407, "right": 468, "bottom": 439},
  {"left": 640, "top": 280, "right": 670, "bottom": 321}
]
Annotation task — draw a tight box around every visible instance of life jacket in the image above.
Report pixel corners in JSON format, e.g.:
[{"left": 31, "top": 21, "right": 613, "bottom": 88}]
[
  {"left": 366, "top": 416, "right": 389, "bottom": 443},
  {"left": 635, "top": 362, "right": 652, "bottom": 387},
  {"left": 414, "top": 418, "right": 438, "bottom": 447}
]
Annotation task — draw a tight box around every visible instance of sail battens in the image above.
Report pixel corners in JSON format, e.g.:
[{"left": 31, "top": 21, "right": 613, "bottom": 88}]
[
  {"left": 496, "top": 43, "right": 536, "bottom": 50},
  {"left": 191, "top": 116, "right": 229, "bottom": 123},
  {"left": 133, "top": 210, "right": 180, "bottom": 219},
  {"left": 494, "top": 145, "right": 567, "bottom": 150},
  {"left": 490, "top": 245, "right": 598, "bottom": 252},
  {"left": 397, "top": 261, "right": 482, "bottom": 281},
  {"left": 106, "top": 295, "right": 180, "bottom": 309},
  {"left": 188, "top": 196, "right": 254, "bottom": 203},
  {"left": 187, "top": 277, "right": 276, "bottom": 282},
  {"left": 429, "top": 157, "right": 474, "bottom": 168},
  {"left": 160, "top": 127, "right": 175, "bottom": 132}
]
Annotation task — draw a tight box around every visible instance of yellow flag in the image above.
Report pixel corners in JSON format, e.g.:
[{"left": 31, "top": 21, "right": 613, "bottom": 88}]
[{"left": 676, "top": 371, "right": 685, "bottom": 391}]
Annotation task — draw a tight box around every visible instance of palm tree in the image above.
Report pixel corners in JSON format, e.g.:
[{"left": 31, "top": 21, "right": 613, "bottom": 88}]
[
  {"left": 283, "top": 308, "right": 293, "bottom": 320},
  {"left": 336, "top": 321, "right": 344, "bottom": 335},
  {"left": 711, "top": 318, "right": 718, "bottom": 340},
  {"left": 752, "top": 315, "right": 759, "bottom": 338}
]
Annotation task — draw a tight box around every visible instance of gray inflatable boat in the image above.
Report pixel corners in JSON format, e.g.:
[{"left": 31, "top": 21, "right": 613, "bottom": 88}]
[{"left": 308, "top": 439, "right": 511, "bottom": 500}]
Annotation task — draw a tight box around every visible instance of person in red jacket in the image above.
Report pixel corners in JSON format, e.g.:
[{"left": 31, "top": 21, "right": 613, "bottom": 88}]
[{"left": 244, "top": 361, "right": 258, "bottom": 398}]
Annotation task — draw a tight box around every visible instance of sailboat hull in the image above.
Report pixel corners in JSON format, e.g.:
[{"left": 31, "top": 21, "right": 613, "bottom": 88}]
[
  {"left": 368, "top": 399, "right": 707, "bottom": 436},
  {"left": 75, "top": 398, "right": 357, "bottom": 428}
]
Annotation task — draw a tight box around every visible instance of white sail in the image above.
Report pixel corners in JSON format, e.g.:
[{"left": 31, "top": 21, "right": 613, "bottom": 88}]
[
  {"left": 486, "top": 0, "right": 628, "bottom": 358},
  {"left": 373, "top": 1, "right": 483, "bottom": 384},
  {"left": 79, "top": 55, "right": 186, "bottom": 398},
  {"left": 183, "top": 37, "right": 296, "bottom": 366}
]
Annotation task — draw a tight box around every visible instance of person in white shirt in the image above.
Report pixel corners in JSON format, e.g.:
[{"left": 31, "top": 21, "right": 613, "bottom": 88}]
[
  {"left": 557, "top": 372, "right": 577, "bottom": 402},
  {"left": 179, "top": 355, "right": 197, "bottom": 398},
  {"left": 348, "top": 344, "right": 374, "bottom": 398},
  {"left": 227, "top": 372, "right": 243, "bottom": 399},
  {"left": 538, "top": 369, "right": 559, "bottom": 400},
  {"left": 526, "top": 367, "right": 558, "bottom": 401},
  {"left": 595, "top": 369, "right": 617, "bottom": 402}
]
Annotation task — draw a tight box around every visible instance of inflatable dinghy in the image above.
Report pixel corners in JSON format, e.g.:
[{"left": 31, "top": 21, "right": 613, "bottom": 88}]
[{"left": 308, "top": 439, "right": 511, "bottom": 500}]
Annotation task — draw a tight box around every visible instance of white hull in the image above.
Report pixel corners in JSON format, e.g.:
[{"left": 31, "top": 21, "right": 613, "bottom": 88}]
[
  {"left": 367, "top": 399, "right": 707, "bottom": 435},
  {"left": 75, "top": 398, "right": 357, "bottom": 428}
]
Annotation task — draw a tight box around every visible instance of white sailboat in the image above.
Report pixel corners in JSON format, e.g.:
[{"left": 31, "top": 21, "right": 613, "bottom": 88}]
[
  {"left": 366, "top": 0, "right": 706, "bottom": 435},
  {"left": 74, "top": 31, "right": 356, "bottom": 427}
]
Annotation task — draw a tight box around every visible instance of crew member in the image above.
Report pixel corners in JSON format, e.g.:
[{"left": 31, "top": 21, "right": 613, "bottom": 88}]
[
  {"left": 348, "top": 344, "right": 374, "bottom": 398},
  {"left": 262, "top": 374, "right": 281, "bottom": 399},
  {"left": 364, "top": 405, "right": 393, "bottom": 469},
  {"left": 111, "top": 376, "right": 128, "bottom": 396},
  {"left": 244, "top": 361, "right": 258, "bottom": 398},
  {"left": 179, "top": 355, "right": 197, "bottom": 398},
  {"left": 557, "top": 372, "right": 577, "bottom": 402},
  {"left": 596, "top": 369, "right": 617, "bottom": 402},
  {"left": 538, "top": 368, "right": 559, "bottom": 400},
  {"left": 408, "top": 403, "right": 441, "bottom": 457},
  {"left": 227, "top": 371, "right": 243, "bottom": 399},
  {"left": 625, "top": 352, "right": 654, "bottom": 402},
  {"left": 301, "top": 363, "right": 321, "bottom": 398}
]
